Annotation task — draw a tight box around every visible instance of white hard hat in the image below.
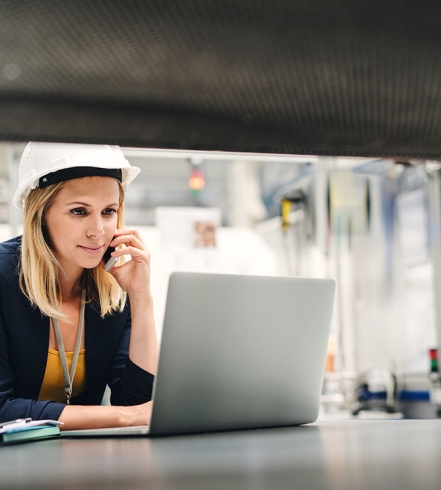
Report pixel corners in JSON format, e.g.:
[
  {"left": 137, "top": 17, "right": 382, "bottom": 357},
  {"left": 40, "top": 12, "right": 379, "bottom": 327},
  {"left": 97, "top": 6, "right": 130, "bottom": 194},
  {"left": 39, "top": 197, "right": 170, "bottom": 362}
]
[{"left": 13, "top": 142, "right": 141, "bottom": 210}]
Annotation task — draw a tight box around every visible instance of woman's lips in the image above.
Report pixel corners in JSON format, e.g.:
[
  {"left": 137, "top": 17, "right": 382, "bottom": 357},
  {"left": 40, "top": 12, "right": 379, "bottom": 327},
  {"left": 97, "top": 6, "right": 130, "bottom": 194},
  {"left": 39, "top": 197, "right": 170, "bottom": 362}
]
[{"left": 80, "top": 245, "right": 104, "bottom": 255}]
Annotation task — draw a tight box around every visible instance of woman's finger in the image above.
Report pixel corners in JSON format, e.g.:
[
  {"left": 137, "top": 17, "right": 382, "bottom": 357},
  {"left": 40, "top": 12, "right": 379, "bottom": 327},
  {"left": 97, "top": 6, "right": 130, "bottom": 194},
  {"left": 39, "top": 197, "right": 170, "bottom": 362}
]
[
  {"left": 112, "top": 245, "right": 151, "bottom": 262},
  {"left": 113, "top": 228, "right": 145, "bottom": 243},
  {"left": 111, "top": 234, "right": 145, "bottom": 251}
]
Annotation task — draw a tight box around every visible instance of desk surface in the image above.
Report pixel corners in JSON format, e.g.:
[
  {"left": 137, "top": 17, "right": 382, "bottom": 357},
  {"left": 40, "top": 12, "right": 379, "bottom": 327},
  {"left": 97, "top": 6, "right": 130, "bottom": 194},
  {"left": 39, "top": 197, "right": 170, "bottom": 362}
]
[{"left": 1, "top": 419, "right": 441, "bottom": 490}]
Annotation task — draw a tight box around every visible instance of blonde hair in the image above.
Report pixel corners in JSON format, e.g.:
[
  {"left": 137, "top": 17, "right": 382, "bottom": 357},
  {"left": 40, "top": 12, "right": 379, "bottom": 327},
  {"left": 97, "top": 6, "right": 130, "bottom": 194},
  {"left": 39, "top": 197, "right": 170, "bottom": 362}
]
[{"left": 19, "top": 179, "right": 127, "bottom": 319}]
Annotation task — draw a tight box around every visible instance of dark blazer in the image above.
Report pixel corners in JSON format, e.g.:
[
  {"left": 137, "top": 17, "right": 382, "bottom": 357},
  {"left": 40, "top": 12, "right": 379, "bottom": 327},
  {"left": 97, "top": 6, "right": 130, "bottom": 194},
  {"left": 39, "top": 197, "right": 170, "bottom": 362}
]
[{"left": 0, "top": 236, "right": 154, "bottom": 423}]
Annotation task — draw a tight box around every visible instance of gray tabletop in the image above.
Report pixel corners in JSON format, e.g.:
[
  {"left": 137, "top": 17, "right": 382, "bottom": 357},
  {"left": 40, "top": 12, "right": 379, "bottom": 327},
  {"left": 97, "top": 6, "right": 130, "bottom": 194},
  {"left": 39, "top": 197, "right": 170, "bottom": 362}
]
[{"left": 1, "top": 419, "right": 440, "bottom": 490}]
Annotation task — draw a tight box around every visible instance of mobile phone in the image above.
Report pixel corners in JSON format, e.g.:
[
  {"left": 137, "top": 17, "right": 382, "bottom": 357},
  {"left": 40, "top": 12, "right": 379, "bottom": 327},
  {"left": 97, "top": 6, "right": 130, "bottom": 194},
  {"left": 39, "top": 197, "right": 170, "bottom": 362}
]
[{"left": 103, "top": 244, "right": 118, "bottom": 272}]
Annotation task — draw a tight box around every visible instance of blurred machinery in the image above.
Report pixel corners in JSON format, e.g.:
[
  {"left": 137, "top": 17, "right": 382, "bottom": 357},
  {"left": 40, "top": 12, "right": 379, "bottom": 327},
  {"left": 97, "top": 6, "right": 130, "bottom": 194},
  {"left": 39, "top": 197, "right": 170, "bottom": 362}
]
[
  {"left": 428, "top": 348, "right": 441, "bottom": 417},
  {"left": 259, "top": 157, "right": 441, "bottom": 419},
  {"left": 280, "top": 188, "right": 307, "bottom": 277},
  {"left": 351, "top": 368, "right": 403, "bottom": 418}
]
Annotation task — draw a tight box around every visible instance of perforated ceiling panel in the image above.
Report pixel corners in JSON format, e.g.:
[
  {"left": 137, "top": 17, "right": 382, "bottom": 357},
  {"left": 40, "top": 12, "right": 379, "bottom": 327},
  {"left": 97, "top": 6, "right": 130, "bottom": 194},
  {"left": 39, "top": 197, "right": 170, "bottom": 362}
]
[{"left": 1, "top": 0, "right": 441, "bottom": 157}]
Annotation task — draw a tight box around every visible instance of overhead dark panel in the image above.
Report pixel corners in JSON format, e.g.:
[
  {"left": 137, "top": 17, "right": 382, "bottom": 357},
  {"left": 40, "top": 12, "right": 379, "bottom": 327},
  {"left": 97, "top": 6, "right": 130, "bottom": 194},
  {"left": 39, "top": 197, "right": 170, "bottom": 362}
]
[{"left": 0, "top": 0, "right": 441, "bottom": 158}]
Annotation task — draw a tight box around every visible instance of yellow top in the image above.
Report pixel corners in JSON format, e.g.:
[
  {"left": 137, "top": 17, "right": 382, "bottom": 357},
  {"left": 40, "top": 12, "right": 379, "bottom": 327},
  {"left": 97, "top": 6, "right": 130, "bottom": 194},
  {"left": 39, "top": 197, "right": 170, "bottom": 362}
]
[{"left": 39, "top": 348, "right": 87, "bottom": 403}]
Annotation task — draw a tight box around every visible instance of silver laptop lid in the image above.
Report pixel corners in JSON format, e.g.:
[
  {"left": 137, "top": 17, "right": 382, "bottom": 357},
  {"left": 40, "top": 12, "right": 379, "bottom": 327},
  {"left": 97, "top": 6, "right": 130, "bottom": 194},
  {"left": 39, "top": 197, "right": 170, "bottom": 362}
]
[{"left": 150, "top": 272, "right": 335, "bottom": 436}]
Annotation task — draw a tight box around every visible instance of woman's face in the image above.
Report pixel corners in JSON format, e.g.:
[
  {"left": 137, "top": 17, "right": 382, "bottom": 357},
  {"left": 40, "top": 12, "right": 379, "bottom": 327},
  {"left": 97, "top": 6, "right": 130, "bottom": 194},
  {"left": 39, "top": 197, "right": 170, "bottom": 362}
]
[{"left": 44, "top": 176, "right": 120, "bottom": 273}]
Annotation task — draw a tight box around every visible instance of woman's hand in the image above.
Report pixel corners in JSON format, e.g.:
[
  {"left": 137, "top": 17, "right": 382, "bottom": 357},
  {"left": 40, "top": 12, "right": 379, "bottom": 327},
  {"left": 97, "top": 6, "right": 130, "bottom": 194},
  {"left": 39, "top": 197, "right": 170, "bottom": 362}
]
[
  {"left": 59, "top": 401, "right": 154, "bottom": 430},
  {"left": 126, "top": 400, "right": 154, "bottom": 427},
  {"left": 106, "top": 228, "right": 152, "bottom": 299}
]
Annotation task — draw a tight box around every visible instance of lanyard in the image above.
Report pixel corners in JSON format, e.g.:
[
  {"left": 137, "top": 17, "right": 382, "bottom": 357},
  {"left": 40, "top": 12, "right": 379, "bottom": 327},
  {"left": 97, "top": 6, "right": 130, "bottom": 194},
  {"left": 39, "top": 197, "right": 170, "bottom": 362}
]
[{"left": 52, "top": 290, "right": 86, "bottom": 405}]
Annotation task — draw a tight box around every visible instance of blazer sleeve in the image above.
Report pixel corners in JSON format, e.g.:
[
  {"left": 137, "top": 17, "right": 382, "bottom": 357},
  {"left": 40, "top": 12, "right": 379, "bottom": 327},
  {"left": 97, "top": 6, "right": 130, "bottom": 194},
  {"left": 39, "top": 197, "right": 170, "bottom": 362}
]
[
  {"left": 106, "top": 305, "right": 155, "bottom": 406},
  {"left": 0, "top": 313, "right": 66, "bottom": 423},
  {"left": 0, "top": 236, "right": 67, "bottom": 423}
]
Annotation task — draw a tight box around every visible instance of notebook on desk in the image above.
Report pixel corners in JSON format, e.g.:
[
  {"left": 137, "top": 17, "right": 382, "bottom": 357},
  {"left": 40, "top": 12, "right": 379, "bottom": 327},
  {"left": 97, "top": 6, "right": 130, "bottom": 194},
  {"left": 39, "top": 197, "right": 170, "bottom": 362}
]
[{"left": 61, "top": 271, "right": 335, "bottom": 438}]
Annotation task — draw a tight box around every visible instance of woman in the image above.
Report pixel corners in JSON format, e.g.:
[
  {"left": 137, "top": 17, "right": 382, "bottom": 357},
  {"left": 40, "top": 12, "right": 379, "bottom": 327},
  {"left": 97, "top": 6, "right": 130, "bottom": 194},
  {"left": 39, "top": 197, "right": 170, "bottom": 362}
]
[{"left": 0, "top": 142, "right": 159, "bottom": 430}]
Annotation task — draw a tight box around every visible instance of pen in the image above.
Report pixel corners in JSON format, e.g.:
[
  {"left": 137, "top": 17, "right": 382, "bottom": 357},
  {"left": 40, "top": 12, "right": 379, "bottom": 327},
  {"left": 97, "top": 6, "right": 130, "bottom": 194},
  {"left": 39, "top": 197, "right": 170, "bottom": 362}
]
[{"left": 0, "top": 418, "right": 32, "bottom": 429}]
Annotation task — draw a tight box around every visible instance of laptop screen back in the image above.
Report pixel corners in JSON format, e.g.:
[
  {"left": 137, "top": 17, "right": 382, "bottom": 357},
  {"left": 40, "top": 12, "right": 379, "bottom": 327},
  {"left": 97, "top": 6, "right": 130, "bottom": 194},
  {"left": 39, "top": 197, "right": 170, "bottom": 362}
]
[{"left": 150, "top": 272, "right": 335, "bottom": 436}]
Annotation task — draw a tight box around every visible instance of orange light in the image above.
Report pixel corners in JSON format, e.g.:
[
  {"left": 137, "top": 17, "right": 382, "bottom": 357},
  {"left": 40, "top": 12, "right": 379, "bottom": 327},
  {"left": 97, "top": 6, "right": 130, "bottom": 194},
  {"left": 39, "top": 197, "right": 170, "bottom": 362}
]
[{"left": 189, "top": 170, "right": 205, "bottom": 190}]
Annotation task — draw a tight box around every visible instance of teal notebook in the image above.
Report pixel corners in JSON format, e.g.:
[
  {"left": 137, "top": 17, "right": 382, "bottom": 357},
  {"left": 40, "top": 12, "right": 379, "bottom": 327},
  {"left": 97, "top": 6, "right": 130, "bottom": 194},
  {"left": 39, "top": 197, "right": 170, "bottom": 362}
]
[{"left": 1, "top": 423, "right": 61, "bottom": 445}]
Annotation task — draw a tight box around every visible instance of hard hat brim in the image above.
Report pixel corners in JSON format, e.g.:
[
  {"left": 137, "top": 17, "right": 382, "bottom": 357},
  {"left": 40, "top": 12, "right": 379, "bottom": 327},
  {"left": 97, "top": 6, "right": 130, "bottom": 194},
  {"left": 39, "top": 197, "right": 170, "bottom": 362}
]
[{"left": 13, "top": 163, "right": 140, "bottom": 210}]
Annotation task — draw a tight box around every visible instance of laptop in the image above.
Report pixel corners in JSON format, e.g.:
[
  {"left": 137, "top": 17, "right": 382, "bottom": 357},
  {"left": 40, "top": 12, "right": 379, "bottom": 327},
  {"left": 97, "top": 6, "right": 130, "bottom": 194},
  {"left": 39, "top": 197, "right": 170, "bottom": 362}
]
[{"left": 62, "top": 272, "right": 335, "bottom": 437}]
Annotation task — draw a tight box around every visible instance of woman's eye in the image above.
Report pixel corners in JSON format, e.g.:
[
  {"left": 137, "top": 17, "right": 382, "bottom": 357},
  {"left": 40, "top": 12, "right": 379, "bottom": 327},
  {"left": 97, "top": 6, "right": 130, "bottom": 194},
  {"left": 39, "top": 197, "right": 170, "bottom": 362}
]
[
  {"left": 103, "top": 208, "right": 117, "bottom": 216},
  {"left": 70, "top": 208, "right": 87, "bottom": 216}
]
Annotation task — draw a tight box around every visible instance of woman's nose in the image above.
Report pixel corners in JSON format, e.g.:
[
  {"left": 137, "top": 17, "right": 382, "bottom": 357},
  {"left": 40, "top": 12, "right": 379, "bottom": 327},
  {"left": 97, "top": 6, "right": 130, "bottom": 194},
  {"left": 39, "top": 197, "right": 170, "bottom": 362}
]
[{"left": 86, "top": 215, "right": 105, "bottom": 237}]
